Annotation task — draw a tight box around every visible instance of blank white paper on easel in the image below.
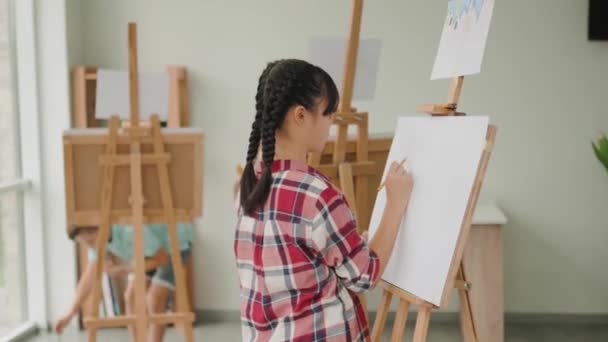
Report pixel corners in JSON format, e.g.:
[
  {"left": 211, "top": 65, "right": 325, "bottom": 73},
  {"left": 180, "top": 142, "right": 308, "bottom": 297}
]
[
  {"left": 95, "top": 69, "right": 169, "bottom": 120},
  {"left": 308, "top": 36, "right": 382, "bottom": 101},
  {"left": 368, "top": 116, "right": 488, "bottom": 306}
]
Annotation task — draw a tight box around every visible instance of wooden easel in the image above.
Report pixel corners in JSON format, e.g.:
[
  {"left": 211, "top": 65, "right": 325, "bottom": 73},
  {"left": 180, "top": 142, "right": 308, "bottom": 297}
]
[
  {"left": 308, "top": 0, "right": 374, "bottom": 234},
  {"left": 84, "top": 23, "right": 194, "bottom": 342},
  {"left": 72, "top": 55, "right": 195, "bottom": 329},
  {"left": 370, "top": 76, "right": 497, "bottom": 342},
  {"left": 72, "top": 64, "right": 190, "bottom": 128}
]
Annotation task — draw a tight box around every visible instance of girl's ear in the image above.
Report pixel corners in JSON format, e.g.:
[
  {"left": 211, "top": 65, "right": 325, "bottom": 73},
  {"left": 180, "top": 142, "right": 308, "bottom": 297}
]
[{"left": 292, "top": 105, "right": 307, "bottom": 126}]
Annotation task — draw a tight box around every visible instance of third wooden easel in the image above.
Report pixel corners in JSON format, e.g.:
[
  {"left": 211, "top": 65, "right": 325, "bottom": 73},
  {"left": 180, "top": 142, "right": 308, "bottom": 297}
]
[
  {"left": 370, "top": 76, "right": 497, "bottom": 342},
  {"left": 84, "top": 23, "right": 194, "bottom": 342}
]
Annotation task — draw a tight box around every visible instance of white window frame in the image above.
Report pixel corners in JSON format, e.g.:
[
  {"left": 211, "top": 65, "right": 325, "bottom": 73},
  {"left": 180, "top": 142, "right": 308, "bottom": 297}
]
[{"left": 12, "top": 0, "right": 48, "bottom": 331}]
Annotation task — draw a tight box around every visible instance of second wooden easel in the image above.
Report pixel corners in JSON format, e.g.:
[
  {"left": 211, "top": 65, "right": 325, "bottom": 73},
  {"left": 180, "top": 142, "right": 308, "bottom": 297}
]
[
  {"left": 308, "top": 0, "right": 375, "bottom": 234},
  {"left": 370, "top": 76, "right": 497, "bottom": 342},
  {"left": 84, "top": 23, "right": 194, "bottom": 342}
]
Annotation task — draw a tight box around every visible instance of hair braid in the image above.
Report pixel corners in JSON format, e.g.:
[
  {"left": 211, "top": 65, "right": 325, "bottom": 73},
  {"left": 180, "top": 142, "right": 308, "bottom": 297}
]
[
  {"left": 240, "top": 59, "right": 340, "bottom": 216},
  {"left": 240, "top": 61, "right": 279, "bottom": 209}
]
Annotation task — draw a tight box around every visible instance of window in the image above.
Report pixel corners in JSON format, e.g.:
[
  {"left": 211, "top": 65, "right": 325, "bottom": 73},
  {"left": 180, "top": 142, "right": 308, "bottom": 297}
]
[
  {"left": 1, "top": 0, "right": 44, "bottom": 339},
  {"left": 0, "top": 0, "right": 28, "bottom": 336}
]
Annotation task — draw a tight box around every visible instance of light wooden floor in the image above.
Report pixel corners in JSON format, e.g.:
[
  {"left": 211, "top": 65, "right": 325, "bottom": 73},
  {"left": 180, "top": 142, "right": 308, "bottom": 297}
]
[{"left": 27, "top": 321, "right": 608, "bottom": 342}]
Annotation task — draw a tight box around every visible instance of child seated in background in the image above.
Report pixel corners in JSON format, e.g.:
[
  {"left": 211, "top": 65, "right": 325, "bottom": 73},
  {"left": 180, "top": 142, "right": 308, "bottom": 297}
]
[{"left": 55, "top": 222, "right": 192, "bottom": 342}]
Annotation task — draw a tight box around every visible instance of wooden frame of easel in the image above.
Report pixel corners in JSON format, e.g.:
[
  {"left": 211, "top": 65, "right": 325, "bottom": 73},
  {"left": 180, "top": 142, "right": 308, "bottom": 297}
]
[
  {"left": 369, "top": 76, "right": 497, "bottom": 342},
  {"left": 71, "top": 47, "right": 194, "bottom": 327},
  {"left": 308, "top": 0, "right": 374, "bottom": 234},
  {"left": 72, "top": 64, "right": 190, "bottom": 129},
  {"left": 81, "top": 23, "right": 195, "bottom": 342}
]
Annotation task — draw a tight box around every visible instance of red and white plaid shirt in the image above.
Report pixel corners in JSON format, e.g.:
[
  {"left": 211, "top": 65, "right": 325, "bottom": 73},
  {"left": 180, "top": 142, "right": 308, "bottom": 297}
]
[{"left": 234, "top": 160, "right": 380, "bottom": 342}]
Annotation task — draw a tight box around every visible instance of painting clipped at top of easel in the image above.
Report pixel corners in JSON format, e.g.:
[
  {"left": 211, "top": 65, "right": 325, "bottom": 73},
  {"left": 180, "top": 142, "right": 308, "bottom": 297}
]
[{"left": 431, "top": 0, "right": 496, "bottom": 80}]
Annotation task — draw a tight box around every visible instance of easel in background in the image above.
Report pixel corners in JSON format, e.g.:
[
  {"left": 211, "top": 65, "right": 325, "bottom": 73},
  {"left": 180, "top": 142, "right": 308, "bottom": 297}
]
[
  {"left": 72, "top": 45, "right": 194, "bottom": 328},
  {"left": 308, "top": 0, "right": 375, "bottom": 235},
  {"left": 72, "top": 65, "right": 190, "bottom": 128},
  {"left": 71, "top": 47, "right": 195, "bottom": 327},
  {"left": 72, "top": 23, "right": 196, "bottom": 341},
  {"left": 370, "top": 76, "right": 497, "bottom": 342}
]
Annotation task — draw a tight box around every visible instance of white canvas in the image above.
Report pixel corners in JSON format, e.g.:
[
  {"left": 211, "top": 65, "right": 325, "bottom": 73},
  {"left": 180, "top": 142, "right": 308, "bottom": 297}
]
[
  {"left": 431, "top": 0, "right": 496, "bottom": 80},
  {"left": 368, "top": 116, "right": 489, "bottom": 306},
  {"left": 95, "top": 69, "right": 170, "bottom": 120},
  {"left": 308, "top": 36, "right": 382, "bottom": 101}
]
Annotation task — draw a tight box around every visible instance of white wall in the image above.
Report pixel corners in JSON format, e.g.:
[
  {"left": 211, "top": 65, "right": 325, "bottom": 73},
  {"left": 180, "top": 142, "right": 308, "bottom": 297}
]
[
  {"left": 66, "top": 0, "right": 83, "bottom": 68},
  {"left": 54, "top": 0, "right": 608, "bottom": 316}
]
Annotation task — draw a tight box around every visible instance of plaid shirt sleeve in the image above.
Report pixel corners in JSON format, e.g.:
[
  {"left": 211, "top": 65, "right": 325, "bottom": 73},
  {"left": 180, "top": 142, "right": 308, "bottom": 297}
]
[{"left": 310, "top": 186, "right": 380, "bottom": 293}]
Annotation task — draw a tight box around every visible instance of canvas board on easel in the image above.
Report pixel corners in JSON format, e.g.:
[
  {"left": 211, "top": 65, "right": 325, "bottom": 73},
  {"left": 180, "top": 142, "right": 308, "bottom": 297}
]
[
  {"left": 368, "top": 116, "right": 489, "bottom": 306},
  {"left": 431, "top": 0, "right": 496, "bottom": 80},
  {"left": 95, "top": 69, "right": 170, "bottom": 121}
]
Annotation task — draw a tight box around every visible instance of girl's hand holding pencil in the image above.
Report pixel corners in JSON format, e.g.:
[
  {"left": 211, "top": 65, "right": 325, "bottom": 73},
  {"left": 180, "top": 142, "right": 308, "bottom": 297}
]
[{"left": 380, "top": 158, "right": 413, "bottom": 214}]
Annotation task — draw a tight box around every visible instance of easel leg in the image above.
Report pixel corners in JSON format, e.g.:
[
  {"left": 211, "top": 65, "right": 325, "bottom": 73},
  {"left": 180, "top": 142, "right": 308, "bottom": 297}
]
[
  {"left": 88, "top": 220, "right": 111, "bottom": 342},
  {"left": 371, "top": 290, "right": 392, "bottom": 341},
  {"left": 338, "top": 163, "right": 357, "bottom": 213},
  {"left": 183, "top": 320, "right": 194, "bottom": 342},
  {"left": 458, "top": 263, "right": 478, "bottom": 342},
  {"left": 88, "top": 117, "right": 119, "bottom": 342},
  {"left": 354, "top": 112, "right": 369, "bottom": 231},
  {"left": 412, "top": 306, "right": 431, "bottom": 342},
  {"left": 87, "top": 327, "right": 98, "bottom": 342},
  {"left": 391, "top": 299, "right": 410, "bottom": 342},
  {"left": 130, "top": 142, "right": 148, "bottom": 342},
  {"left": 150, "top": 116, "right": 193, "bottom": 340}
]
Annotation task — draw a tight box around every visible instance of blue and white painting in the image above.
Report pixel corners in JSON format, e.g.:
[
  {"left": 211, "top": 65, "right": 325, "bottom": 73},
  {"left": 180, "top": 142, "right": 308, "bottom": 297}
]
[{"left": 431, "top": 0, "right": 496, "bottom": 80}]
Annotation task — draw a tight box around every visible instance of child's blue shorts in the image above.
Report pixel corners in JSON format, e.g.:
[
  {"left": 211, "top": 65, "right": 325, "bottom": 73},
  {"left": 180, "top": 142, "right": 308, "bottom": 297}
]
[{"left": 128, "top": 248, "right": 191, "bottom": 290}]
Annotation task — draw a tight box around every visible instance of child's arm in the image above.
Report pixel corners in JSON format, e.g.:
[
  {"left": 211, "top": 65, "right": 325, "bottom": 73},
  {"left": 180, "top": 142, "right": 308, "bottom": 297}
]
[
  {"left": 105, "top": 248, "right": 169, "bottom": 276},
  {"left": 368, "top": 161, "right": 413, "bottom": 283},
  {"left": 54, "top": 260, "right": 96, "bottom": 334},
  {"left": 140, "top": 225, "right": 169, "bottom": 270},
  {"left": 310, "top": 161, "right": 412, "bottom": 293},
  {"left": 142, "top": 247, "right": 169, "bottom": 271},
  {"left": 311, "top": 188, "right": 381, "bottom": 294}
]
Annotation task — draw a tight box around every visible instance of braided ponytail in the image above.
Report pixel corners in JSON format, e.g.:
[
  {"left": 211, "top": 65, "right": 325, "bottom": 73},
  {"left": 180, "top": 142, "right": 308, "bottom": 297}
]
[
  {"left": 240, "top": 61, "right": 278, "bottom": 208},
  {"left": 240, "top": 59, "right": 340, "bottom": 216}
]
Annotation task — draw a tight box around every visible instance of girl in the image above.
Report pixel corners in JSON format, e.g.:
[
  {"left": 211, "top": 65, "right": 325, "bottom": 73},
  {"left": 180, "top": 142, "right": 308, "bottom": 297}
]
[
  {"left": 235, "top": 59, "right": 413, "bottom": 341},
  {"left": 55, "top": 223, "right": 192, "bottom": 342}
]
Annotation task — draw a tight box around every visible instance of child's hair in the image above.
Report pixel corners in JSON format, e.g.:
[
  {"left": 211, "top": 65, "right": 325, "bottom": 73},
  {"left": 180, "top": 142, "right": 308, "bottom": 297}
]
[
  {"left": 68, "top": 226, "right": 98, "bottom": 240},
  {"left": 240, "top": 59, "right": 339, "bottom": 216}
]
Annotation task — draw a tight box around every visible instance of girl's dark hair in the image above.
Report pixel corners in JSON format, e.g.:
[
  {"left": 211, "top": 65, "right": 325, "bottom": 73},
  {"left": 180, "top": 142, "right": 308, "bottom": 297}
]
[{"left": 240, "top": 59, "right": 339, "bottom": 216}]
